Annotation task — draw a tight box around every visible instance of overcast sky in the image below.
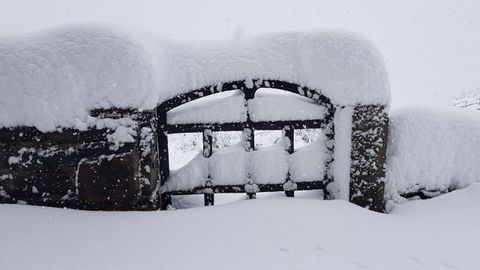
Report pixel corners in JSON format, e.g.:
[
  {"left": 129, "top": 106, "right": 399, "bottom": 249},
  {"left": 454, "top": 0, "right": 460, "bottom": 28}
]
[{"left": 1, "top": 0, "right": 479, "bottom": 108}]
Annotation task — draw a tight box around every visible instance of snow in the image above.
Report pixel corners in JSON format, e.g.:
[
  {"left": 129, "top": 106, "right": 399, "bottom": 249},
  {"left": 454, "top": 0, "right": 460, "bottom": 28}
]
[
  {"left": 162, "top": 134, "right": 333, "bottom": 192},
  {"left": 0, "top": 24, "right": 159, "bottom": 132},
  {"left": 289, "top": 139, "right": 327, "bottom": 183},
  {"left": 167, "top": 90, "right": 247, "bottom": 124},
  {"left": 106, "top": 126, "right": 136, "bottom": 150},
  {"left": 0, "top": 23, "right": 389, "bottom": 131},
  {"left": 167, "top": 88, "right": 330, "bottom": 125},
  {"left": 7, "top": 156, "right": 21, "bottom": 165},
  {"left": 167, "top": 133, "right": 203, "bottom": 170},
  {"left": 386, "top": 106, "right": 480, "bottom": 197},
  {"left": 249, "top": 89, "right": 330, "bottom": 122},
  {"left": 251, "top": 143, "right": 289, "bottom": 184},
  {"left": 209, "top": 144, "right": 248, "bottom": 186},
  {"left": 166, "top": 153, "right": 208, "bottom": 192},
  {"left": 330, "top": 106, "right": 353, "bottom": 200},
  {"left": 1, "top": 184, "right": 480, "bottom": 270},
  {"left": 161, "top": 144, "right": 248, "bottom": 192}
]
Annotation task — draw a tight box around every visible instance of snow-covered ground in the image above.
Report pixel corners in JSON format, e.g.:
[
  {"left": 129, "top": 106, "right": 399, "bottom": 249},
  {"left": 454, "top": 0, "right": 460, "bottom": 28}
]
[{"left": 1, "top": 184, "right": 479, "bottom": 270}]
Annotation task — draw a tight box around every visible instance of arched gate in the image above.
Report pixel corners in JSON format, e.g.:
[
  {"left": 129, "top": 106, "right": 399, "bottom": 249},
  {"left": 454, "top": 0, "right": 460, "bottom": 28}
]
[{"left": 156, "top": 79, "right": 335, "bottom": 209}]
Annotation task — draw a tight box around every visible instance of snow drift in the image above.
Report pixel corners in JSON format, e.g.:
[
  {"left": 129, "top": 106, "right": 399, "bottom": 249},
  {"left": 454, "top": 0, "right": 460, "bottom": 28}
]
[
  {"left": 162, "top": 138, "right": 327, "bottom": 192},
  {"left": 1, "top": 184, "right": 480, "bottom": 270},
  {"left": 386, "top": 106, "right": 480, "bottom": 197},
  {"left": 0, "top": 23, "right": 390, "bottom": 131}
]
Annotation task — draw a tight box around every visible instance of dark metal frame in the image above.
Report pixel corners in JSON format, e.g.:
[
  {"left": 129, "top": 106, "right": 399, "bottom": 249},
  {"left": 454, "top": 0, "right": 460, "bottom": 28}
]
[{"left": 156, "top": 79, "right": 335, "bottom": 209}]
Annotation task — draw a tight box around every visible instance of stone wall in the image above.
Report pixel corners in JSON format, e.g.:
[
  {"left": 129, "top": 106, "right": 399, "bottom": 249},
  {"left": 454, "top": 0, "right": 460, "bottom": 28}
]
[{"left": 0, "top": 109, "right": 159, "bottom": 210}]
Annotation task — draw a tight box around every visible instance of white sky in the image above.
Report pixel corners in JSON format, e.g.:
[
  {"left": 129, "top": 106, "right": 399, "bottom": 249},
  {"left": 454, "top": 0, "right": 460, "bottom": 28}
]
[{"left": 1, "top": 0, "right": 479, "bottom": 108}]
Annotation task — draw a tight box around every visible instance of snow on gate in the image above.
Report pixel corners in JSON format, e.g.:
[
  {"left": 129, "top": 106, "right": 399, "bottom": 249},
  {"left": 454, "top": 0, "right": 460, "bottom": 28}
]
[
  {"left": 156, "top": 80, "right": 336, "bottom": 208},
  {"left": 0, "top": 24, "right": 390, "bottom": 212}
]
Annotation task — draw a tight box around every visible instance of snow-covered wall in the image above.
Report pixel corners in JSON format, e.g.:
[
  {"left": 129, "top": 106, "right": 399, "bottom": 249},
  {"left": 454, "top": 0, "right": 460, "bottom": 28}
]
[
  {"left": 0, "top": 109, "right": 160, "bottom": 210},
  {"left": 386, "top": 106, "right": 480, "bottom": 197},
  {"left": 0, "top": 23, "right": 390, "bottom": 131}
]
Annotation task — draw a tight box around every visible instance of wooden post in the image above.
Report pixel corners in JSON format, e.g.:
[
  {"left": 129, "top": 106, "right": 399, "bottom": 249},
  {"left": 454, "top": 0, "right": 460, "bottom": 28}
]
[
  {"left": 203, "top": 129, "right": 214, "bottom": 206},
  {"left": 284, "top": 126, "right": 295, "bottom": 197},
  {"left": 157, "top": 106, "right": 171, "bottom": 210}
]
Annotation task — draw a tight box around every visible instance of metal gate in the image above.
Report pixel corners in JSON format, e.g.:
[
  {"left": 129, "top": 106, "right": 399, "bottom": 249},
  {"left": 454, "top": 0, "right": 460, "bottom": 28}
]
[{"left": 156, "top": 79, "right": 335, "bottom": 209}]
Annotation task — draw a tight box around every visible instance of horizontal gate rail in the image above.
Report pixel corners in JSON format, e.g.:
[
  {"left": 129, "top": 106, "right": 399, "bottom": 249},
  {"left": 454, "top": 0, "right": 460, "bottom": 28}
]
[
  {"left": 162, "top": 181, "right": 328, "bottom": 196},
  {"left": 166, "top": 119, "right": 329, "bottom": 133}
]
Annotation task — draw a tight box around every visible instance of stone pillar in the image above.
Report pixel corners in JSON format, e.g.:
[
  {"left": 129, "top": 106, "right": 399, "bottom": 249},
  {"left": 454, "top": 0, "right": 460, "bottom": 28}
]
[{"left": 350, "top": 105, "right": 389, "bottom": 212}]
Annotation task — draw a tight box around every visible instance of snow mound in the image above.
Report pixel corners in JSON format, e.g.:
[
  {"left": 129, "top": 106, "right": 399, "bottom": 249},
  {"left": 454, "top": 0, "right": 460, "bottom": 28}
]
[
  {"left": 0, "top": 24, "right": 161, "bottom": 131},
  {"left": 386, "top": 106, "right": 480, "bottom": 196},
  {"left": 0, "top": 23, "right": 390, "bottom": 131}
]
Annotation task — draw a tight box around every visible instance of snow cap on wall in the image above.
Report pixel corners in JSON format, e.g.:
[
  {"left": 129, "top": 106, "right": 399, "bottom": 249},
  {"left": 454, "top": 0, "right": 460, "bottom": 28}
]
[{"left": 0, "top": 23, "right": 390, "bottom": 131}]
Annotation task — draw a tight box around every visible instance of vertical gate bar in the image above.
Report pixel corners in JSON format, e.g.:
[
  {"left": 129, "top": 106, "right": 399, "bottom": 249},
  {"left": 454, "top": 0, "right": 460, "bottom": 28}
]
[
  {"left": 203, "top": 129, "right": 214, "bottom": 206},
  {"left": 284, "top": 126, "right": 295, "bottom": 154},
  {"left": 284, "top": 125, "right": 295, "bottom": 197},
  {"left": 243, "top": 88, "right": 257, "bottom": 199},
  {"left": 204, "top": 194, "right": 214, "bottom": 206},
  {"left": 322, "top": 105, "right": 336, "bottom": 200},
  {"left": 157, "top": 106, "right": 172, "bottom": 210},
  {"left": 242, "top": 128, "right": 255, "bottom": 151},
  {"left": 203, "top": 129, "right": 213, "bottom": 158}
]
